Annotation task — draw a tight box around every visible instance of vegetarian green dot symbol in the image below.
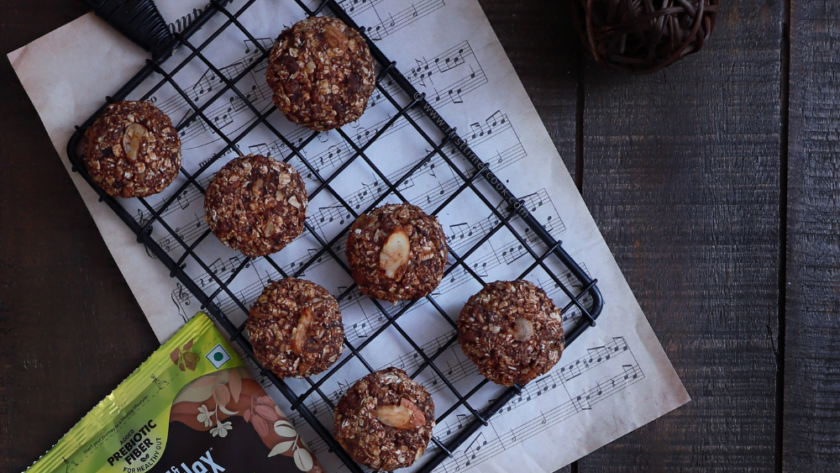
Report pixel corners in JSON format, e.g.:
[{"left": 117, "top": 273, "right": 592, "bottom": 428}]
[{"left": 214, "top": 352, "right": 224, "bottom": 362}]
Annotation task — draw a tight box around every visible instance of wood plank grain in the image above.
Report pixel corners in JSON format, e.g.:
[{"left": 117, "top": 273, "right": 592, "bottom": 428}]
[
  {"left": 578, "top": 1, "right": 783, "bottom": 471},
  {"left": 784, "top": 1, "right": 840, "bottom": 469},
  {"left": 477, "top": 0, "right": 581, "bottom": 178},
  {"left": 0, "top": 4, "right": 160, "bottom": 472}
]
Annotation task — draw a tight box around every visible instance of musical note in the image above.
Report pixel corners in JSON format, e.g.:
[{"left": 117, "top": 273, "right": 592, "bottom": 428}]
[
  {"left": 449, "top": 222, "right": 470, "bottom": 240},
  {"left": 463, "top": 432, "right": 487, "bottom": 465},
  {"left": 572, "top": 388, "right": 592, "bottom": 412},
  {"left": 469, "top": 121, "right": 486, "bottom": 139},
  {"left": 535, "top": 376, "right": 551, "bottom": 395},
  {"left": 208, "top": 257, "right": 234, "bottom": 277},
  {"left": 437, "top": 47, "right": 466, "bottom": 74},
  {"left": 455, "top": 413, "right": 468, "bottom": 429},
  {"left": 359, "top": 0, "right": 445, "bottom": 42},
  {"left": 355, "top": 125, "right": 377, "bottom": 144},
  {"left": 314, "top": 205, "right": 352, "bottom": 226},
  {"left": 472, "top": 261, "right": 489, "bottom": 278},
  {"left": 623, "top": 364, "right": 641, "bottom": 380},
  {"left": 175, "top": 191, "right": 190, "bottom": 210},
  {"left": 500, "top": 243, "right": 526, "bottom": 265},
  {"left": 561, "top": 360, "right": 582, "bottom": 381},
  {"left": 190, "top": 70, "right": 218, "bottom": 102},
  {"left": 448, "top": 87, "right": 464, "bottom": 104},
  {"left": 587, "top": 345, "right": 610, "bottom": 363},
  {"left": 487, "top": 110, "right": 504, "bottom": 127},
  {"left": 336, "top": 0, "right": 384, "bottom": 15}
]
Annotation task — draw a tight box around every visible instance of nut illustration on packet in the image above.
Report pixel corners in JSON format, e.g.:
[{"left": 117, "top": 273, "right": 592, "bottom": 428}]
[{"left": 24, "top": 313, "right": 323, "bottom": 473}]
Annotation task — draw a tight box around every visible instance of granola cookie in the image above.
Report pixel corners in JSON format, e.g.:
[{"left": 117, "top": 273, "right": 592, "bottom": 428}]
[
  {"left": 83, "top": 100, "right": 181, "bottom": 198},
  {"left": 266, "top": 17, "right": 376, "bottom": 131},
  {"left": 247, "top": 278, "right": 344, "bottom": 378},
  {"left": 204, "top": 155, "right": 307, "bottom": 258},
  {"left": 335, "top": 368, "right": 435, "bottom": 471},
  {"left": 346, "top": 204, "right": 447, "bottom": 302},
  {"left": 458, "top": 280, "right": 565, "bottom": 386}
]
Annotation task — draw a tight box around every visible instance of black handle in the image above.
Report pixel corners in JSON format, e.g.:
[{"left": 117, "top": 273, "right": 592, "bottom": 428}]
[{"left": 83, "top": 0, "right": 176, "bottom": 59}]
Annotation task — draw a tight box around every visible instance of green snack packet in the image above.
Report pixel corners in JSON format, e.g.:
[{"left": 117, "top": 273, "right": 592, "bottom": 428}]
[{"left": 25, "top": 313, "right": 324, "bottom": 473}]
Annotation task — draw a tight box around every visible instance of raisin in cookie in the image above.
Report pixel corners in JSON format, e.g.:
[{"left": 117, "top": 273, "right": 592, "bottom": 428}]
[{"left": 458, "top": 280, "right": 565, "bottom": 386}]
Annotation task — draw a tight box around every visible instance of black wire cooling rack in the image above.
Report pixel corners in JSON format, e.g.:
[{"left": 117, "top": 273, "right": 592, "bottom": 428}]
[{"left": 67, "top": 0, "right": 604, "bottom": 471}]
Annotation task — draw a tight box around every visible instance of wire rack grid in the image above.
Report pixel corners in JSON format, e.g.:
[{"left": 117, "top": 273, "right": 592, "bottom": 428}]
[{"left": 66, "top": 1, "right": 604, "bottom": 472}]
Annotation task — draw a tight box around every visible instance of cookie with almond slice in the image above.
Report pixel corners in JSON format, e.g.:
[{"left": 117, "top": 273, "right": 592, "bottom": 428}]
[
  {"left": 334, "top": 368, "right": 435, "bottom": 471},
  {"left": 83, "top": 100, "right": 181, "bottom": 198},
  {"left": 458, "top": 280, "right": 565, "bottom": 386},
  {"left": 247, "top": 278, "right": 343, "bottom": 378},
  {"left": 204, "top": 154, "right": 307, "bottom": 257},
  {"left": 346, "top": 203, "right": 448, "bottom": 302}
]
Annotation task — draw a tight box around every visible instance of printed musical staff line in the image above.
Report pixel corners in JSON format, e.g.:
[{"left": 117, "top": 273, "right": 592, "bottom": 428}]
[
  {"left": 496, "top": 188, "right": 567, "bottom": 241},
  {"left": 153, "top": 38, "right": 272, "bottom": 121},
  {"left": 426, "top": 67, "right": 487, "bottom": 108},
  {"left": 384, "top": 332, "right": 454, "bottom": 373},
  {"left": 199, "top": 255, "right": 250, "bottom": 288},
  {"left": 437, "top": 113, "right": 512, "bottom": 163},
  {"left": 365, "top": 79, "right": 398, "bottom": 109},
  {"left": 287, "top": 331, "right": 469, "bottom": 430},
  {"left": 179, "top": 229, "right": 583, "bottom": 351},
  {"left": 446, "top": 197, "right": 563, "bottom": 257},
  {"left": 248, "top": 125, "right": 313, "bottom": 160},
  {"left": 342, "top": 62, "right": 488, "bottom": 149},
  {"left": 335, "top": 0, "right": 386, "bottom": 16},
  {"left": 303, "top": 354, "right": 643, "bottom": 460},
  {"left": 229, "top": 49, "right": 490, "bottom": 188},
  {"left": 178, "top": 80, "right": 273, "bottom": 147},
  {"left": 440, "top": 413, "right": 470, "bottom": 439},
  {"left": 294, "top": 332, "right": 635, "bottom": 454},
  {"left": 408, "top": 41, "right": 474, "bottom": 87},
  {"left": 206, "top": 246, "right": 336, "bottom": 312},
  {"left": 222, "top": 235, "right": 568, "bottom": 345},
  {"left": 154, "top": 92, "right": 192, "bottom": 120},
  {"left": 155, "top": 212, "right": 206, "bottom": 251},
  {"left": 305, "top": 139, "right": 526, "bottom": 241},
  {"left": 494, "top": 337, "right": 632, "bottom": 417},
  {"left": 432, "top": 361, "right": 645, "bottom": 473},
  {"left": 358, "top": 0, "right": 445, "bottom": 41}
]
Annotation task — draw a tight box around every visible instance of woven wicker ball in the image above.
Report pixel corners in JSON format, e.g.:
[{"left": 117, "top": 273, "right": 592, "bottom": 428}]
[{"left": 571, "top": 0, "right": 719, "bottom": 74}]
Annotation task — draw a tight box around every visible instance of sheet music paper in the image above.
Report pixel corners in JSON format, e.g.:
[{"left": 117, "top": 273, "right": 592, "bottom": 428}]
[{"left": 9, "top": 1, "right": 689, "bottom": 471}]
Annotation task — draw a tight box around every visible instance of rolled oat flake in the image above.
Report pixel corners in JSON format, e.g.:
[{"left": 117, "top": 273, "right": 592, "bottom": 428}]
[{"left": 23, "top": 314, "right": 324, "bottom": 473}]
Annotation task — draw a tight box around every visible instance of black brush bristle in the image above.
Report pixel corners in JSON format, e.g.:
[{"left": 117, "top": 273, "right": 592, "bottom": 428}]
[{"left": 85, "top": 0, "right": 176, "bottom": 59}]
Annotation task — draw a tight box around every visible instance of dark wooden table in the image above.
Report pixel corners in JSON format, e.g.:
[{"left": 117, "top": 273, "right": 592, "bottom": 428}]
[{"left": 1, "top": 0, "right": 836, "bottom": 471}]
